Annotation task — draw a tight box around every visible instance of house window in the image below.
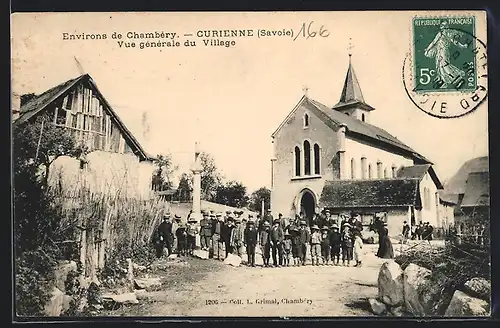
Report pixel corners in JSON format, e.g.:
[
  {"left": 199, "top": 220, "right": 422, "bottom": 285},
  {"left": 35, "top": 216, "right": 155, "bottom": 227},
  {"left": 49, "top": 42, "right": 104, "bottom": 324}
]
[
  {"left": 361, "top": 157, "right": 367, "bottom": 179},
  {"left": 351, "top": 158, "right": 356, "bottom": 179},
  {"left": 304, "top": 140, "right": 311, "bottom": 175},
  {"left": 391, "top": 165, "right": 397, "bottom": 178},
  {"left": 304, "top": 113, "right": 309, "bottom": 128},
  {"left": 377, "top": 162, "right": 383, "bottom": 178},
  {"left": 384, "top": 167, "right": 388, "bottom": 178},
  {"left": 294, "top": 146, "right": 301, "bottom": 176},
  {"left": 314, "top": 143, "right": 320, "bottom": 175},
  {"left": 362, "top": 113, "right": 366, "bottom": 122},
  {"left": 368, "top": 164, "right": 373, "bottom": 179}
]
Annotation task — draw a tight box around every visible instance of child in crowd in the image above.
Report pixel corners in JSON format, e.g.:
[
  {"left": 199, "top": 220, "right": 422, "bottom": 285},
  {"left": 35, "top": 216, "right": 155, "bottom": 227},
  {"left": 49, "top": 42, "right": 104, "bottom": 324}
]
[
  {"left": 290, "top": 225, "right": 301, "bottom": 266},
  {"left": 283, "top": 231, "right": 293, "bottom": 267},
  {"left": 186, "top": 218, "right": 198, "bottom": 256},
  {"left": 341, "top": 223, "right": 353, "bottom": 266},
  {"left": 176, "top": 224, "right": 187, "bottom": 256},
  {"left": 259, "top": 221, "right": 271, "bottom": 267},
  {"left": 329, "top": 224, "right": 341, "bottom": 266},
  {"left": 320, "top": 226, "right": 330, "bottom": 265},
  {"left": 353, "top": 230, "right": 364, "bottom": 267},
  {"left": 310, "top": 225, "right": 322, "bottom": 266}
]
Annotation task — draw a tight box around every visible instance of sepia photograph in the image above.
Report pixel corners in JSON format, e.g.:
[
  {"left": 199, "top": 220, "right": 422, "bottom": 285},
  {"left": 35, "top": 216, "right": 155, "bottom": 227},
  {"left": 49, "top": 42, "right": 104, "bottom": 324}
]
[{"left": 11, "top": 10, "right": 490, "bottom": 319}]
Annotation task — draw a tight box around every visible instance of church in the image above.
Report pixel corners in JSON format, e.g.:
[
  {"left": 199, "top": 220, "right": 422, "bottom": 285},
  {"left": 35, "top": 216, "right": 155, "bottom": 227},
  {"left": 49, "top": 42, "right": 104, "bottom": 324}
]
[{"left": 270, "top": 54, "right": 452, "bottom": 238}]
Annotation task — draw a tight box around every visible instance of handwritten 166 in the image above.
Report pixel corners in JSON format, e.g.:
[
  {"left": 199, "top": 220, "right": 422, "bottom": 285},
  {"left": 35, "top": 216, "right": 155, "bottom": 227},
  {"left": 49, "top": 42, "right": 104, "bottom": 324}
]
[{"left": 293, "top": 21, "right": 330, "bottom": 41}]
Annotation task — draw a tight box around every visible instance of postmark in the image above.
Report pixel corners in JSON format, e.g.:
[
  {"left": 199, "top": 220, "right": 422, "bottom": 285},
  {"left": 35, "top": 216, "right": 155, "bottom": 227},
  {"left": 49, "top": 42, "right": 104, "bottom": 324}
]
[{"left": 402, "top": 15, "right": 488, "bottom": 119}]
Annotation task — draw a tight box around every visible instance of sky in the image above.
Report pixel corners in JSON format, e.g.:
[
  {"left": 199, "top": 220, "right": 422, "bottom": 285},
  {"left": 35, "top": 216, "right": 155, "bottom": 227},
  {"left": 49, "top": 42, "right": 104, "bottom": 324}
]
[{"left": 11, "top": 11, "right": 489, "bottom": 193}]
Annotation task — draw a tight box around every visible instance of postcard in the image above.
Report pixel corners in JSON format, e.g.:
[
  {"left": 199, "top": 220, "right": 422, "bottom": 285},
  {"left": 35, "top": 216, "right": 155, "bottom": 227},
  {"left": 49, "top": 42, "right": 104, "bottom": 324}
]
[{"left": 11, "top": 11, "right": 490, "bottom": 319}]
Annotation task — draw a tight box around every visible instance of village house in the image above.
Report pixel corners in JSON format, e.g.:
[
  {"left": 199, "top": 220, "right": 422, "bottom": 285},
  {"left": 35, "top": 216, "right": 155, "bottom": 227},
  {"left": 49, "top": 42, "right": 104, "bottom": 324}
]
[
  {"left": 270, "top": 54, "right": 453, "bottom": 238},
  {"left": 13, "top": 73, "right": 156, "bottom": 200}
]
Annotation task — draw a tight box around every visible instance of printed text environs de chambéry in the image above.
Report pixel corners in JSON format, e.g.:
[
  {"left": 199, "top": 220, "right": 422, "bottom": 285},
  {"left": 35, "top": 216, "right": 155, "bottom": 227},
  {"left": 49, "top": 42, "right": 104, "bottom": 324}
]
[{"left": 61, "top": 24, "right": 331, "bottom": 49}]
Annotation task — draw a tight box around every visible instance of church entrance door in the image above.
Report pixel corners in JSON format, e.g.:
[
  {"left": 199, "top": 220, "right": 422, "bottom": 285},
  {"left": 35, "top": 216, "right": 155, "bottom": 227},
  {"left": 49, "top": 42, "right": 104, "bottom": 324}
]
[{"left": 300, "top": 190, "right": 316, "bottom": 225}]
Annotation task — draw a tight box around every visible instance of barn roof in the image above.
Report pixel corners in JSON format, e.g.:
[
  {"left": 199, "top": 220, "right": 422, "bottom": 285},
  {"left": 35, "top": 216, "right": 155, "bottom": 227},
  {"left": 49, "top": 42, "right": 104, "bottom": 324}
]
[
  {"left": 461, "top": 171, "right": 490, "bottom": 208},
  {"left": 319, "top": 178, "right": 422, "bottom": 209},
  {"left": 13, "top": 74, "right": 155, "bottom": 162}
]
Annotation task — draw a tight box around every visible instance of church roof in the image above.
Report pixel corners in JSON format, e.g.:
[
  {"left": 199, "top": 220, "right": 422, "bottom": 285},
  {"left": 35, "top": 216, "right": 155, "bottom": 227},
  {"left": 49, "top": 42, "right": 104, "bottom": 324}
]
[
  {"left": 319, "top": 178, "right": 422, "bottom": 209},
  {"left": 461, "top": 171, "right": 489, "bottom": 208},
  {"left": 333, "top": 58, "right": 375, "bottom": 111},
  {"left": 305, "top": 97, "right": 432, "bottom": 163},
  {"left": 397, "top": 164, "right": 443, "bottom": 189},
  {"left": 13, "top": 73, "right": 155, "bottom": 162}
]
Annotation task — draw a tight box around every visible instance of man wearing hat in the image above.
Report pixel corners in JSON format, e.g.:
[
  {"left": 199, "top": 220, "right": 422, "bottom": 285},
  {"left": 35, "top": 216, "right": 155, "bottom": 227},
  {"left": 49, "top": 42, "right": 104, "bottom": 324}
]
[
  {"left": 298, "top": 220, "right": 310, "bottom": 266},
  {"left": 264, "top": 209, "right": 274, "bottom": 226},
  {"left": 172, "top": 214, "right": 182, "bottom": 253},
  {"left": 222, "top": 215, "right": 235, "bottom": 258},
  {"left": 349, "top": 213, "right": 364, "bottom": 236},
  {"left": 157, "top": 213, "right": 174, "bottom": 257},
  {"left": 329, "top": 224, "right": 342, "bottom": 265},
  {"left": 270, "top": 219, "right": 285, "bottom": 267},
  {"left": 230, "top": 216, "right": 245, "bottom": 258},
  {"left": 186, "top": 216, "right": 198, "bottom": 256},
  {"left": 259, "top": 221, "right": 272, "bottom": 267},
  {"left": 244, "top": 219, "right": 258, "bottom": 267},
  {"left": 321, "top": 209, "right": 332, "bottom": 228},
  {"left": 277, "top": 213, "right": 286, "bottom": 230},
  {"left": 310, "top": 225, "right": 322, "bottom": 266},
  {"left": 199, "top": 211, "right": 212, "bottom": 251},
  {"left": 211, "top": 212, "right": 224, "bottom": 260}
]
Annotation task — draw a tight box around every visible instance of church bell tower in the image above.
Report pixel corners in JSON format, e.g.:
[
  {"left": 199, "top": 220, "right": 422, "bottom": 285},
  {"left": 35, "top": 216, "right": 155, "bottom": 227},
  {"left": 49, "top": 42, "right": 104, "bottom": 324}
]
[{"left": 333, "top": 47, "right": 375, "bottom": 123}]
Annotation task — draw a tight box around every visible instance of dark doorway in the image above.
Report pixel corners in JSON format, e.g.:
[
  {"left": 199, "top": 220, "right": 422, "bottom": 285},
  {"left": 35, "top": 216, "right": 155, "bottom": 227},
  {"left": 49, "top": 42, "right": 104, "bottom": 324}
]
[{"left": 300, "top": 191, "right": 316, "bottom": 225}]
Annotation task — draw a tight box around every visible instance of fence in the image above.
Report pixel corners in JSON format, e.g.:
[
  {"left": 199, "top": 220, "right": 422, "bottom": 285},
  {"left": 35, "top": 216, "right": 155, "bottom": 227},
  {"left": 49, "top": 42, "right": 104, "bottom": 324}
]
[{"left": 53, "top": 188, "right": 165, "bottom": 282}]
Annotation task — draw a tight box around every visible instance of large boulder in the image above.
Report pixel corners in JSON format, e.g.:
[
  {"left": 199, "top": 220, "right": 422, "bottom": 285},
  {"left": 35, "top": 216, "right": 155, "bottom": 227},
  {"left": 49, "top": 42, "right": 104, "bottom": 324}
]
[
  {"left": 134, "top": 277, "right": 162, "bottom": 290},
  {"left": 463, "top": 278, "right": 491, "bottom": 302},
  {"left": 403, "top": 263, "right": 435, "bottom": 316},
  {"left": 444, "top": 290, "right": 490, "bottom": 317},
  {"left": 54, "top": 261, "right": 78, "bottom": 293},
  {"left": 44, "top": 287, "right": 65, "bottom": 316},
  {"left": 102, "top": 292, "right": 139, "bottom": 308},
  {"left": 378, "top": 261, "right": 404, "bottom": 306},
  {"left": 368, "top": 298, "right": 387, "bottom": 315},
  {"left": 193, "top": 249, "right": 210, "bottom": 260}
]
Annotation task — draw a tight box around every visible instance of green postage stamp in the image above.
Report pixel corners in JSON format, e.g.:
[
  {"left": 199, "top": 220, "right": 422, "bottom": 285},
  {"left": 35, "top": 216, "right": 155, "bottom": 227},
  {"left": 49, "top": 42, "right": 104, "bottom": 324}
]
[{"left": 412, "top": 16, "right": 476, "bottom": 93}]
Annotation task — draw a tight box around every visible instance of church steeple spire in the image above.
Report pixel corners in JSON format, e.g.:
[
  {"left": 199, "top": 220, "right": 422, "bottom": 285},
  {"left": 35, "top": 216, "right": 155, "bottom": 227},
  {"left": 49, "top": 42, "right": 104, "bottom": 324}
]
[{"left": 333, "top": 44, "right": 375, "bottom": 118}]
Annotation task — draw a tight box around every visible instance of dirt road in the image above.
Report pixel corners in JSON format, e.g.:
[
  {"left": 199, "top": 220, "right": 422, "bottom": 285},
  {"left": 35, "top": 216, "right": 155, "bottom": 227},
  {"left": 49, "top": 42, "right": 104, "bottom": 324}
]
[{"left": 106, "top": 244, "right": 396, "bottom": 317}]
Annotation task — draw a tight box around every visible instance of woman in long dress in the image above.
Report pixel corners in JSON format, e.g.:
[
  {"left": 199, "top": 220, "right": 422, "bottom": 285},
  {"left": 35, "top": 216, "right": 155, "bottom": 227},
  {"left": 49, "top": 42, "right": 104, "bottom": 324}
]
[
  {"left": 376, "top": 222, "right": 394, "bottom": 259},
  {"left": 424, "top": 21, "right": 469, "bottom": 88}
]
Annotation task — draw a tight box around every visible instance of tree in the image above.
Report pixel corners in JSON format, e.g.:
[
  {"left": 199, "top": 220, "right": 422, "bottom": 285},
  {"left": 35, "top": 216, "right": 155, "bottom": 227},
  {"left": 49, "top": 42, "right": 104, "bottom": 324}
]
[
  {"left": 249, "top": 187, "right": 271, "bottom": 214},
  {"left": 214, "top": 180, "right": 249, "bottom": 208},
  {"left": 151, "top": 153, "right": 177, "bottom": 191},
  {"left": 174, "top": 172, "right": 192, "bottom": 202},
  {"left": 197, "top": 152, "right": 223, "bottom": 201}
]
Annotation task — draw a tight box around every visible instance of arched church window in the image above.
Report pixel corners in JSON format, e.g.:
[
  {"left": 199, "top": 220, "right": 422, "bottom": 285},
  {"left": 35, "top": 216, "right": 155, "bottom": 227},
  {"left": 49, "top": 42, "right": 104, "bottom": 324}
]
[
  {"left": 384, "top": 168, "right": 388, "bottom": 178},
  {"left": 391, "top": 165, "right": 397, "bottom": 178},
  {"left": 361, "top": 157, "right": 367, "bottom": 179},
  {"left": 294, "top": 146, "right": 301, "bottom": 176},
  {"left": 304, "top": 140, "right": 311, "bottom": 175},
  {"left": 362, "top": 113, "right": 366, "bottom": 122},
  {"left": 314, "top": 143, "right": 320, "bottom": 175},
  {"left": 304, "top": 113, "right": 309, "bottom": 128},
  {"left": 368, "top": 164, "right": 373, "bottom": 179},
  {"left": 351, "top": 158, "right": 356, "bottom": 179}
]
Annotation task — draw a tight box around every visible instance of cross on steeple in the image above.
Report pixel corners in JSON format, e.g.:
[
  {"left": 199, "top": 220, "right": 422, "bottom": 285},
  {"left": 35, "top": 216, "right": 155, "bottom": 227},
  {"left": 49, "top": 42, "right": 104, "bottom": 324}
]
[
  {"left": 302, "top": 85, "right": 309, "bottom": 96},
  {"left": 348, "top": 38, "right": 354, "bottom": 58}
]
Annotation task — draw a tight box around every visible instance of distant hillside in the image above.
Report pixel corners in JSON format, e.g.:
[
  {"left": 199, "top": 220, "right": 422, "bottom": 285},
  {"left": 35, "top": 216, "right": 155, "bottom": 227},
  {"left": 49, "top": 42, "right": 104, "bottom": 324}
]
[{"left": 443, "top": 156, "right": 489, "bottom": 195}]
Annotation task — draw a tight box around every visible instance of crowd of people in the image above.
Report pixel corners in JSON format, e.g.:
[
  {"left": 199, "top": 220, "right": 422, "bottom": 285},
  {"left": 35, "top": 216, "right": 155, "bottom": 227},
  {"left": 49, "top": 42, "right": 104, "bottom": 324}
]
[{"left": 153, "top": 208, "right": 396, "bottom": 268}]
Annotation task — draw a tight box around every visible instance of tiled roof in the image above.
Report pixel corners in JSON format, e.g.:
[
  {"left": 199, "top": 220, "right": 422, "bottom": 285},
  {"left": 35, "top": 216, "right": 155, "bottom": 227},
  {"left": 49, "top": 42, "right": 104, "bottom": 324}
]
[
  {"left": 13, "top": 74, "right": 154, "bottom": 162},
  {"left": 319, "top": 178, "right": 421, "bottom": 209},
  {"left": 397, "top": 164, "right": 431, "bottom": 179},
  {"left": 461, "top": 171, "right": 490, "bottom": 207},
  {"left": 306, "top": 98, "right": 431, "bottom": 163}
]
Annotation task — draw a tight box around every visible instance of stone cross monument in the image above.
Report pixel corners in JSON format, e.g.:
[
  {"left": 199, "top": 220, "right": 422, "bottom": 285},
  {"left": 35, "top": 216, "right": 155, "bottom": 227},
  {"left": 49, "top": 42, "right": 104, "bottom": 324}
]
[{"left": 191, "top": 142, "right": 203, "bottom": 222}]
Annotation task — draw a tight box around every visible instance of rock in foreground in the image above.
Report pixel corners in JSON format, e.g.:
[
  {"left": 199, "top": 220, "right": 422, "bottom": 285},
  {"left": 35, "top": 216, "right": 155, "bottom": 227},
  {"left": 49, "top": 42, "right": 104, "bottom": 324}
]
[
  {"left": 444, "top": 290, "right": 490, "bottom": 317},
  {"left": 368, "top": 298, "right": 387, "bottom": 315},
  {"left": 378, "top": 261, "right": 404, "bottom": 306},
  {"left": 403, "top": 263, "right": 433, "bottom": 316},
  {"left": 463, "top": 278, "right": 491, "bottom": 302}
]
